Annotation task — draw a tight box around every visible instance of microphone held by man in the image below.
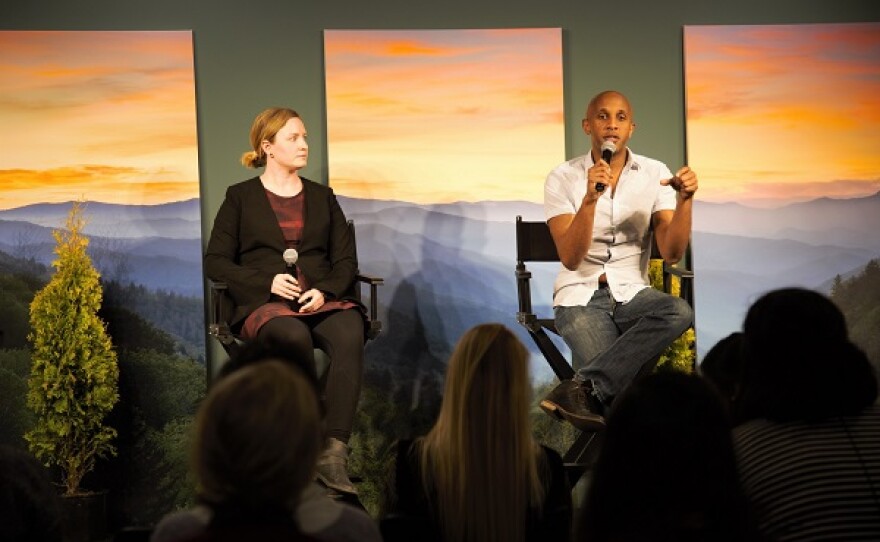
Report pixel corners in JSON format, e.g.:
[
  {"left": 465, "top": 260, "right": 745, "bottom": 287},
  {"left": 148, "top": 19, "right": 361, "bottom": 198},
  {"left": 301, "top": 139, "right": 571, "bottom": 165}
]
[{"left": 596, "top": 140, "right": 616, "bottom": 193}]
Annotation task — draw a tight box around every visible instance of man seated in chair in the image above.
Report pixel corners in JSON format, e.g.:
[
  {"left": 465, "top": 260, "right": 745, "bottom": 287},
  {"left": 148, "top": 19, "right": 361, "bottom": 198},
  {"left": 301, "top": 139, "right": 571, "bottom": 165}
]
[{"left": 540, "top": 90, "right": 697, "bottom": 431}]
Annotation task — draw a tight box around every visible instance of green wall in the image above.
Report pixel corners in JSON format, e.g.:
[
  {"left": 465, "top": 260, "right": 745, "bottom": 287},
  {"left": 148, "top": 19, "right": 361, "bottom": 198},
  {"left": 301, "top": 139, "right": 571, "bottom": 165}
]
[{"left": 5, "top": 0, "right": 877, "bottom": 367}]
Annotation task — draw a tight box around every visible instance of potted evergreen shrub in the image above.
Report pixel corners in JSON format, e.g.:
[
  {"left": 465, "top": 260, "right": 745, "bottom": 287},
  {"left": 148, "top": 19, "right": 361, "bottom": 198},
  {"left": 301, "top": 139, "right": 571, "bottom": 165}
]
[{"left": 25, "top": 202, "right": 119, "bottom": 540}]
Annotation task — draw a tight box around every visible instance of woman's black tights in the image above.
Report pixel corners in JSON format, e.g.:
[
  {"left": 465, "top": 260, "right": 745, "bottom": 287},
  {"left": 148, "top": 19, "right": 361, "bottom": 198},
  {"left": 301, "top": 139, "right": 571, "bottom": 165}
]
[{"left": 256, "top": 309, "right": 364, "bottom": 443}]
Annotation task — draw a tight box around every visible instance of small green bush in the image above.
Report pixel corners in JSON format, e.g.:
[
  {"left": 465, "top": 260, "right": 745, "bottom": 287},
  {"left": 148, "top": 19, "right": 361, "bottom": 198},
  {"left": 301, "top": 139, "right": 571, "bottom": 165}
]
[{"left": 26, "top": 202, "right": 119, "bottom": 496}]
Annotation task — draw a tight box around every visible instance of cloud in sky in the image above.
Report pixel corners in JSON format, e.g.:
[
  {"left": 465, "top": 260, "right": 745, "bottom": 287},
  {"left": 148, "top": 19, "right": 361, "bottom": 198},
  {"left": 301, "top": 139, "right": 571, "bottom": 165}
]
[
  {"left": 0, "top": 31, "right": 199, "bottom": 209},
  {"left": 0, "top": 165, "right": 198, "bottom": 207},
  {"left": 684, "top": 23, "right": 880, "bottom": 205},
  {"left": 324, "top": 29, "right": 565, "bottom": 204}
]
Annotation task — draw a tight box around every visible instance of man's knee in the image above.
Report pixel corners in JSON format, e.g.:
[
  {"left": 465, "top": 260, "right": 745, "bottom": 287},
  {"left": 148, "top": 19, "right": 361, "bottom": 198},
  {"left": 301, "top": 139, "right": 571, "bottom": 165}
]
[{"left": 666, "top": 295, "right": 693, "bottom": 331}]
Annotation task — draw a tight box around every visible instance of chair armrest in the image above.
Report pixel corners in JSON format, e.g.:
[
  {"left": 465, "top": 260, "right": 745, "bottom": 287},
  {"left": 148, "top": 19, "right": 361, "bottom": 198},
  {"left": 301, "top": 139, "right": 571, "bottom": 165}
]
[
  {"left": 208, "top": 280, "right": 228, "bottom": 328},
  {"left": 662, "top": 264, "right": 694, "bottom": 279},
  {"left": 661, "top": 263, "right": 695, "bottom": 308},
  {"left": 210, "top": 276, "right": 385, "bottom": 343},
  {"left": 356, "top": 273, "right": 384, "bottom": 286},
  {"left": 208, "top": 280, "right": 236, "bottom": 346},
  {"left": 355, "top": 273, "right": 384, "bottom": 340},
  {"left": 210, "top": 280, "right": 228, "bottom": 291},
  {"left": 515, "top": 262, "right": 534, "bottom": 315}
]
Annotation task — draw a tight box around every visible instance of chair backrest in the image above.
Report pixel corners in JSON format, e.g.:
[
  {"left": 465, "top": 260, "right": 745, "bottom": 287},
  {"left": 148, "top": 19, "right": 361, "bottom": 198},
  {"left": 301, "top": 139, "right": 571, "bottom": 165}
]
[
  {"left": 516, "top": 216, "right": 559, "bottom": 263},
  {"left": 514, "top": 215, "right": 571, "bottom": 377},
  {"left": 512, "top": 214, "right": 695, "bottom": 484},
  {"left": 519, "top": 215, "right": 673, "bottom": 263},
  {"left": 347, "top": 220, "right": 384, "bottom": 340}
]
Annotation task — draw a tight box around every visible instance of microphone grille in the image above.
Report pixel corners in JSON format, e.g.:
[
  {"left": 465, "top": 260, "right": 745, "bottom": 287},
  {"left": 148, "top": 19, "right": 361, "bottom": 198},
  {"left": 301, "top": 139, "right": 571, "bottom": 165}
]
[
  {"left": 601, "top": 140, "right": 617, "bottom": 154},
  {"left": 283, "top": 248, "right": 298, "bottom": 265}
]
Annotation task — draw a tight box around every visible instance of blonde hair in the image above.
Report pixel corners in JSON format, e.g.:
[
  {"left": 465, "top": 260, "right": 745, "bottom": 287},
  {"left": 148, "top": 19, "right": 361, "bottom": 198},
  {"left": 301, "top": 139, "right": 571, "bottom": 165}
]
[
  {"left": 193, "top": 360, "right": 322, "bottom": 511},
  {"left": 420, "top": 323, "right": 546, "bottom": 542},
  {"left": 240, "top": 107, "right": 300, "bottom": 168}
]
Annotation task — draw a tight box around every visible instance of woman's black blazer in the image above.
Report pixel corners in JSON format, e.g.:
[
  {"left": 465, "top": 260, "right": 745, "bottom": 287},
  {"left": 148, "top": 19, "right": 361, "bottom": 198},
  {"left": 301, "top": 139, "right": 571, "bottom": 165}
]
[{"left": 204, "top": 177, "right": 358, "bottom": 329}]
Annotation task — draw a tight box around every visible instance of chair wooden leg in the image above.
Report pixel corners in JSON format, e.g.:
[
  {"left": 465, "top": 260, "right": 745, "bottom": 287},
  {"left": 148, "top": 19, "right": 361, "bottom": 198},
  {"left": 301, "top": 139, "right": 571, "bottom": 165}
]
[
  {"left": 530, "top": 328, "right": 575, "bottom": 381},
  {"left": 562, "top": 430, "right": 604, "bottom": 487}
]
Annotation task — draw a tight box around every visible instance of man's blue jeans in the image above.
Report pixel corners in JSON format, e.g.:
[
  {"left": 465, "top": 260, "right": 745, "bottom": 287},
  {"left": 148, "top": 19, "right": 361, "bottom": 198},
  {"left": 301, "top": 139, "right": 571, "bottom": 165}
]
[{"left": 554, "top": 286, "right": 693, "bottom": 403}]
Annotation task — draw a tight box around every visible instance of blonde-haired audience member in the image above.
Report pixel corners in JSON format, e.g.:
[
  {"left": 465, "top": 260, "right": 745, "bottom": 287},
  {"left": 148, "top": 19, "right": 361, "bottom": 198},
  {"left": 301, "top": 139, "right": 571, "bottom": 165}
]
[{"left": 382, "top": 323, "right": 571, "bottom": 542}]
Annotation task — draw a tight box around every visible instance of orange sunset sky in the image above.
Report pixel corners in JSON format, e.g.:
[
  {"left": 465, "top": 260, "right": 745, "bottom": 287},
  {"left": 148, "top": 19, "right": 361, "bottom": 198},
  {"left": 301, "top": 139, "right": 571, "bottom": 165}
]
[
  {"left": 685, "top": 23, "right": 880, "bottom": 207},
  {"left": 324, "top": 29, "right": 565, "bottom": 204},
  {"left": 0, "top": 31, "right": 199, "bottom": 210}
]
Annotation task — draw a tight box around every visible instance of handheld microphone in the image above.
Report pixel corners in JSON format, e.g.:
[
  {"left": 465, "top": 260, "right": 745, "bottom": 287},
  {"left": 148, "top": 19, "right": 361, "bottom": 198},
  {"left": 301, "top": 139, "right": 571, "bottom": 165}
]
[
  {"left": 596, "top": 140, "right": 616, "bottom": 193},
  {"left": 282, "top": 248, "right": 302, "bottom": 311}
]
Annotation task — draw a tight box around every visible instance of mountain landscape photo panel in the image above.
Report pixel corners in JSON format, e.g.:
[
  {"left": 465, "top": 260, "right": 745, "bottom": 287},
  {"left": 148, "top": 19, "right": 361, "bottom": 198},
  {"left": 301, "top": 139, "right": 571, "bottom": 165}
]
[
  {"left": 324, "top": 28, "right": 566, "bottom": 384},
  {"left": 0, "top": 31, "right": 204, "bottom": 358},
  {"left": 0, "top": 31, "right": 205, "bottom": 522},
  {"left": 684, "top": 23, "right": 880, "bottom": 360}
]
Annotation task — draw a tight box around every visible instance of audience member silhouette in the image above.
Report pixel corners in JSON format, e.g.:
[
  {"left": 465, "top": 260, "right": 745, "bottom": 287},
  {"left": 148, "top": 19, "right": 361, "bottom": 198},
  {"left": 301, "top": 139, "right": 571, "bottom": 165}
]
[
  {"left": 151, "top": 341, "right": 381, "bottom": 542},
  {"left": 382, "top": 323, "right": 571, "bottom": 542},
  {"left": 579, "top": 370, "right": 759, "bottom": 542},
  {"left": 699, "top": 331, "right": 745, "bottom": 424},
  {"left": 733, "top": 287, "right": 880, "bottom": 540},
  {"left": 0, "top": 445, "right": 63, "bottom": 542}
]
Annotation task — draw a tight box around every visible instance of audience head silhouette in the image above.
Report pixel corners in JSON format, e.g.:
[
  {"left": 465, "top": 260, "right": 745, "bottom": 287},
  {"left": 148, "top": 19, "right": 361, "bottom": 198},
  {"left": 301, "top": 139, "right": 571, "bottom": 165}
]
[
  {"left": 151, "top": 341, "right": 376, "bottom": 542},
  {"left": 194, "top": 357, "right": 322, "bottom": 521},
  {"left": 699, "top": 331, "right": 745, "bottom": 422},
  {"left": 732, "top": 288, "right": 880, "bottom": 540},
  {"left": 738, "top": 287, "right": 877, "bottom": 423},
  {"left": 216, "top": 338, "right": 325, "bottom": 417},
  {"left": 217, "top": 337, "right": 319, "bottom": 386},
  {"left": 0, "top": 445, "right": 63, "bottom": 542},
  {"left": 581, "top": 370, "right": 755, "bottom": 542},
  {"left": 420, "top": 323, "right": 548, "bottom": 542},
  {"left": 433, "top": 322, "right": 534, "bottom": 445}
]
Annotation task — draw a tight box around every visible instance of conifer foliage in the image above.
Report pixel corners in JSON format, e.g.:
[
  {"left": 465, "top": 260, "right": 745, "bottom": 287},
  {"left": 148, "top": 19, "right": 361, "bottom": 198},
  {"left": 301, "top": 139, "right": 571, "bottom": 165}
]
[
  {"left": 649, "top": 260, "right": 696, "bottom": 372},
  {"left": 26, "top": 202, "right": 119, "bottom": 496}
]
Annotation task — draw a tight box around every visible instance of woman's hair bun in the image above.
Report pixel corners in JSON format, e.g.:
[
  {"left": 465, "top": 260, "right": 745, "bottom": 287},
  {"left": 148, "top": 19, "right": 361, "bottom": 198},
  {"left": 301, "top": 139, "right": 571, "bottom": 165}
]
[{"left": 240, "top": 150, "right": 264, "bottom": 168}]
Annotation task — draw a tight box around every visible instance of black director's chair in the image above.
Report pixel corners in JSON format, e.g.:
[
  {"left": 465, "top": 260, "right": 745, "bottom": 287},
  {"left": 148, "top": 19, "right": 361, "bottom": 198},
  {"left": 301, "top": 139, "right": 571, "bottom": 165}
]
[
  {"left": 514, "top": 215, "right": 694, "bottom": 485},
  {"left": 208, "top": 220, "right": 384, "bottom": 361}
]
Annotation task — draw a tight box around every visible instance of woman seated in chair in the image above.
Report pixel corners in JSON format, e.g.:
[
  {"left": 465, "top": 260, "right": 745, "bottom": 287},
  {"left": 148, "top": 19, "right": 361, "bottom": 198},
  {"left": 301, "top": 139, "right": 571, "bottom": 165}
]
[
  {"left": 381, "top": 323, "right": 572, "bottom": 542},
  {"left": 204, "top": 107, "right": 365, "bottom": 495}
]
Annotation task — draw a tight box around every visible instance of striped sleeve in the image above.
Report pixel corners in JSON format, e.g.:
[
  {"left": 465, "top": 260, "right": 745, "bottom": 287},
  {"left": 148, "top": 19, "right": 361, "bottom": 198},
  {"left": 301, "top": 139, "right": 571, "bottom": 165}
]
[{"left": 734, "top": 404, "right": 880, "bottom": 541}]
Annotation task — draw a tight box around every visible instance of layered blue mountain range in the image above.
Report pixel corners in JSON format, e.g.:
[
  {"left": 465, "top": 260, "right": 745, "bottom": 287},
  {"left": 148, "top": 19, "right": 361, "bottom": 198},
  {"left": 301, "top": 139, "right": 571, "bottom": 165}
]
[
  {"left": 0, "top": 199, "right": 200, "bottom": 239},
  {"left": 1, "top": 192, "right": 876, "bottom": 376},
  {"left": 0, "top": 199, "right": 202, "bottom": 296},
  {"left": 340, "top": 191, "right": 880, "bottom": 368},
  {"left": 693, "top": 192, "right": 880, "bottom": 251}
]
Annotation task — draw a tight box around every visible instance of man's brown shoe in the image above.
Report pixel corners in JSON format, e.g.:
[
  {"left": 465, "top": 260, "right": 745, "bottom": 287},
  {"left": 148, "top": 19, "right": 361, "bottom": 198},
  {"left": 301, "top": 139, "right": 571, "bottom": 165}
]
[{"left": 540, "top": 379, "right": 606, "bottom": 432}]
